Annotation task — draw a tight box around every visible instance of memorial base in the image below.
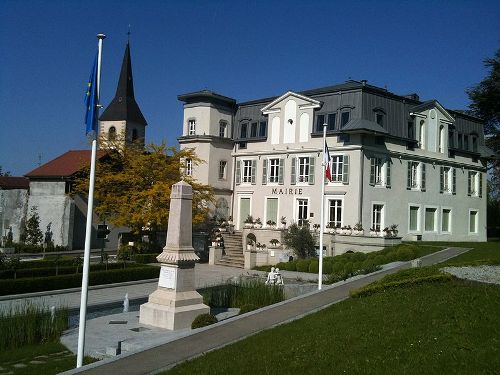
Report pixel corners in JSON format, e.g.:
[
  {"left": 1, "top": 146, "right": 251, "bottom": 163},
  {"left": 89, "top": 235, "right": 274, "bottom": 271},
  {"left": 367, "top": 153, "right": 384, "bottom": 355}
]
[{"left": 139, "top": 288, "right": 209, "bottom": 330}]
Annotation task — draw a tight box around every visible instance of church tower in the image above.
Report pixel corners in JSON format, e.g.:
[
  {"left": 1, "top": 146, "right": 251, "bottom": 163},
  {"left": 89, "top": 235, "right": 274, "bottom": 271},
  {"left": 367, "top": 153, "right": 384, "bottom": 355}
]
[{"left": 99, "top": 42, "right": 147, "bottom": 149}]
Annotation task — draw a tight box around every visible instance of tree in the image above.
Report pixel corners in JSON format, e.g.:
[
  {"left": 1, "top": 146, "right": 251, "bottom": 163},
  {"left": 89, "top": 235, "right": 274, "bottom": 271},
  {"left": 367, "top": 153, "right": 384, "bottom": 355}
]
[
  {"left": 283, "top": 223, "right": 316, "bottom": 259},
  {"left": 0, "top": 166, "right": 11, "bottom": 176},
  {"left": 73, "top": 142, "right": 214, "bottom": 236},
  {"left": 467, "top": 50, "right": 500, "bottom": 196},
  {"left": 24, "top": 206, "right": 43, "bottom": 245}
]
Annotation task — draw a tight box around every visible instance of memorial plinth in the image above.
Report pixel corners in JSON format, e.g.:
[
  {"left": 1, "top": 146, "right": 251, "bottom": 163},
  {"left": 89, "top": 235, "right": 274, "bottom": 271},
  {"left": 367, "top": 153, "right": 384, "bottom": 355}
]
[{"left": 139, "top": 181, "right": 209, "bottom": 330}]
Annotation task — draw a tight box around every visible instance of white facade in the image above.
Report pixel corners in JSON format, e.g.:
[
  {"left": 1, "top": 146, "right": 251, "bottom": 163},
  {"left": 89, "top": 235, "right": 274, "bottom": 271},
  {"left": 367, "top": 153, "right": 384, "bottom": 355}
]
[{"left": 178, "top": 82, "right": 489, "bottom": 244}]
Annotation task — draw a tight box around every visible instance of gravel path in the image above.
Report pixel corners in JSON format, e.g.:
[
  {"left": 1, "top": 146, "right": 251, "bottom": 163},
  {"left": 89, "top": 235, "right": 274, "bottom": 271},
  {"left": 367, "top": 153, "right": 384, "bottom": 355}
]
[{"left": 441, "top": 266, "right": 500, "bottom": 285}]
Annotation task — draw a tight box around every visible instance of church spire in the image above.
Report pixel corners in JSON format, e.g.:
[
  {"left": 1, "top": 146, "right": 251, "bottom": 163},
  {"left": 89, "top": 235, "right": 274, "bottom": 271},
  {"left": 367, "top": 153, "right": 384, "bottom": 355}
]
[{"left": 99, "top": 41, "right": 147, "bottom": 126}]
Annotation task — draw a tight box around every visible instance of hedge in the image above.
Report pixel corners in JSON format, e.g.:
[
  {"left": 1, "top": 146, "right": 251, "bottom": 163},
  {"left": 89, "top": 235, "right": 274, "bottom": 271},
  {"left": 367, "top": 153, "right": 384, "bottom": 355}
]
[
  {"left": 0, "top": 266, "right": 159, "bottom": 296},
  {"left": 131, "top": 253, "right": 159, "bottom": 264},
  {"left": 0, "top": 263, "right": 138, "bottom": 280}
]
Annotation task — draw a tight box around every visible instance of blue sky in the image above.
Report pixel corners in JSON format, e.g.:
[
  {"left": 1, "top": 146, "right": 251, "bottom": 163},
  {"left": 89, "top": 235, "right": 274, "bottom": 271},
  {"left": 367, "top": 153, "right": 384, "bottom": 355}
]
[{"left": 0, "top": 0, "right": 498, "bottom": 175}]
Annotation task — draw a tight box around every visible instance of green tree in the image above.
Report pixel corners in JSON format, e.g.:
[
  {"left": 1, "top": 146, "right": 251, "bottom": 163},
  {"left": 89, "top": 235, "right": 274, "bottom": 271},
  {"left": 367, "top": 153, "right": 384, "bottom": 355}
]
[
  {"left": 24, "top": 206, "right": 43, "bottom": 245},
  {"left": 283, "top": 223, "right": 316, "bottom": 259},
  {"left": 73, "top": 142, "right": 214, "bottom": 235},
  {"left": 467, "top": 49, "right": 500, "bottom": 196}
]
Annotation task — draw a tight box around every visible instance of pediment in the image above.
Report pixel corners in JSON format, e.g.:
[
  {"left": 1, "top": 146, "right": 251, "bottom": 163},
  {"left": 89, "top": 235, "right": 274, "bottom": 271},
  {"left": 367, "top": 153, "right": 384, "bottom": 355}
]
[
  {"left": 261, "top": 91, "right": 321, "bottom": 115},
  {"left": 410, "top": 100, "right": 455, "bottom": 123}
]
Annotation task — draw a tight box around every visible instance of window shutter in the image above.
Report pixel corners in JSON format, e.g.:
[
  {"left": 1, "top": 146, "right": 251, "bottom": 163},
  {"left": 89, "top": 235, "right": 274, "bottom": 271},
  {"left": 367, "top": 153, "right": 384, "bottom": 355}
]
[
  {"left": 262, "top": 159, "right": 267, "bottom": 185},
  {"left": 291, "top": 157, "right": 296, "bottom": 185},
  {"left": 407, "top": 161, "right": 411, "bottom": 189},
  {"left": 309, "top": 157, "right": 315, "bottom": 185},
  {"left": 278, "top": 159, "right": 284, "bottom": 185},
  {"left": 479, "top": 172, "right": 483, "bottom": 198},
  {"left": 386, "top": 158, "right": 391, "bottom": 188},
  {"left": 439, "top": 167, "right": 444, "bottom": 193},
  {"left": 452, "top": 168, "right": 456, "bottom": 195},
  {"left": 421, "top": 163, "right": 426, "bottom": 192},
  {"left": 370, "top": 158, "right": 375, "bottom": 185},
  {"left": 235, "top": 160, "right": 241, "bottom": 185},
  {"left": 251, "top": 160, "right": 257, "bottom": 185},
  {"left": 342, "top": 155, "right": 349, "bottom": 184},
  {"left": 467, "top": 172, "right": 472, "bottom": 196}
]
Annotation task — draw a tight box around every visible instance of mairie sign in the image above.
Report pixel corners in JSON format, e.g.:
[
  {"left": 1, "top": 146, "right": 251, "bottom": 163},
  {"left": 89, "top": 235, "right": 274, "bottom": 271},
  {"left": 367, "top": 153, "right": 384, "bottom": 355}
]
[{"left": 271, "top": 187, "right": 303, "bottom": 195}]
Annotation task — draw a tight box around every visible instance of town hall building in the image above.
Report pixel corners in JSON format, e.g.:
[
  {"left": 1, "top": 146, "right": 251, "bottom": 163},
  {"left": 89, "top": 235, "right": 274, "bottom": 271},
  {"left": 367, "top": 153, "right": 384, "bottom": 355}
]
[{"left": 178, "top": 80, "right": 492, "bottom": 246}]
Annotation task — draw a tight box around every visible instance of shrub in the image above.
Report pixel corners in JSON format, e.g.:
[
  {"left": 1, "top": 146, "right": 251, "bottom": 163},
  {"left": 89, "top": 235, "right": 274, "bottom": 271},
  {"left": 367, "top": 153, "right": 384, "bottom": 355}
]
[
  {"left": 322, "top": 261, "right": 333, "bottom": 274},
  {"left": 308, "top": 259, "right": 319, "bottom": 273},
  {"left": 283, "top": 223, "right": 316, "bottom": 259},
  {"left": 296, "top": 259, "right": 311, "bottom": 272},
  {"left": 239, "top": 304, "right": 257, "bottom": 315},
  {"left": 395, "top": 247, "right": 415, "bottom": 261},
  {"left": 117, "top": 245, "right": 136, "bottom": 261},
  {"left": 132, "top": 253, "right": 159, "bottom": 264},
  {"left": 191, "top": 313, "right": 218, "bottom": 329},
  {"left": 282, "top": 261, "right": 297, "bottom": 271}
]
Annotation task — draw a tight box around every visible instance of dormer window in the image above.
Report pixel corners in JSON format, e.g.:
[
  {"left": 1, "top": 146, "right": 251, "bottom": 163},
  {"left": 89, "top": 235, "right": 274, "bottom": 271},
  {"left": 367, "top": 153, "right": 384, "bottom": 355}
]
[
  {"left": 219, "top": 121, "right": 227, "bottom": 138},
  {"left": 376, "top": 113, "right": 384, "bottom": 126},
  {"left": 341, "top": 111, "right": 350, "bottom": 128},
  {"left": 259, "top": 121, "right": 267, "bottom": 137},
  {"left": 316, "top": 114, "right": 325, "bottom": 132},
  {"left": 448, "top": 129, "right": 455, "bottom": 148},
  {"left": 439, "top": 125, "right": 445, "bottom": 153},
  {"left": 464, "top": 134, "right": 469, "bottom": 151},
  {"left": 188, "top": 119, "right": 196, "bottom": 135},
  {"left": 132, "top": 128, "right": 138, "bottom": 141},
  {"left": 240, "top": 123, "right": 248, "bottom": 139},
  {"left": 419, "top": 120, "right": 425, "bottom": 149},
  {"left": 108, "top": 126, "right": 116, "bottom": 141},
  {"left": 251, "top": 122, "right": 258, "bottom": 137},
  {"left": 471, "top": 134, "right": 478, "bottom": 152}
]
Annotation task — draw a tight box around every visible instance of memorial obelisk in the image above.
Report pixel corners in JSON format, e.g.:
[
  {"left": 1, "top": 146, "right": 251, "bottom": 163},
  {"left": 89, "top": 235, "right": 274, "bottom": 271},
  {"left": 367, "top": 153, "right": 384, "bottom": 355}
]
[{"left": 139, "top": 181, "right": 209, "bottom": 330}]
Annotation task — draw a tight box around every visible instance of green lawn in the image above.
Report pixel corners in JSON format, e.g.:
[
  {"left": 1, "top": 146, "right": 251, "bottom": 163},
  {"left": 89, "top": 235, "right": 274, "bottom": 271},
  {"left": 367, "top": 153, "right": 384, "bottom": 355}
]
[
  {"left": 164, "top": 241, "right": 500, "bottom": 374},
  {"left": 0, "top": 342, "right": 95, "bottom": 375}
]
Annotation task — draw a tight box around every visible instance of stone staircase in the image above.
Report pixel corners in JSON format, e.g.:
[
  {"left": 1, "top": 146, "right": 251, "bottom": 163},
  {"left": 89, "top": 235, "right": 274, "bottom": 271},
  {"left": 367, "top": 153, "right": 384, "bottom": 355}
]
[{"left": 215, "top": 231, "right": 244, "bottom": 268}]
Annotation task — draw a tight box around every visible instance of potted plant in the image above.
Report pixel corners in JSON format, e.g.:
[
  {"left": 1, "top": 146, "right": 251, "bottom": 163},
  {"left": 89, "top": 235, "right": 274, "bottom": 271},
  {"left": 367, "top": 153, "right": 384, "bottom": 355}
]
[
  {"left": 369, "top": 227, "right": 377, "bottom": 236},
  {"left": 219, "top": 221, "right": 227, "bottom": 232},
  {"left": 244, "top": 215, "right": 254, "bottom": 229},
  {"left": 246, "top": 239, "right": 255, "bottom": 250},
  {"left": 254, "top": 218, "right": 263, "bottom": 229},
  {"left": 280, "top": 216, "right": 287, "bottom": 229},
  {"left": 313, "top": 223, "right": 320, "bottom": 232},
  {"left": 383, "top": 227, "right": 391, "bottom": 237},
  {"left": 335, "top": 224, "right": 342, "bottom": 234},
  {"left": 353, "top": 222, "right": 364, "bottom": 236},
  {"left": 269, "top": 238, "right": 280, "bottom": 248},
  {"left": 390, "top": 224, "right": 399, "bottom": 237},
  {"left": 266, "top": 220, "right": 276, "bottom": 228}
]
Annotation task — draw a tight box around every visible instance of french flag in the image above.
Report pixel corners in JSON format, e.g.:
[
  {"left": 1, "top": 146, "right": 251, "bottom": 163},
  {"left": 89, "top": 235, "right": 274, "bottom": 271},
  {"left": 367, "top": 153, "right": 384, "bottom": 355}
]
[{"left": 324, "top": 141, "right": 332, "bottom": 182}]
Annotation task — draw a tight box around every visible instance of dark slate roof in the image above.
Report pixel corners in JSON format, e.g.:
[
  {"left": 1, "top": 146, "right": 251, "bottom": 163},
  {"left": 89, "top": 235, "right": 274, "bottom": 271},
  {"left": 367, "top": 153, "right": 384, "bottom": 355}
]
[
  {"left": 25, "top": 150, "right": 107, "bottom": 178},
  {"left": 342, "top": 118, "right": 388, "bottom": 134},
  {"left": 479, "top": 145, "right": 497, "bottom": 158},
  {"left": 177, "top": 90, "right": 236, "bottom": 106},
  {"left": 0, "top": 176, "right": 29, "bottom": 189},
  {"left": 99, "top": 42, "right": 147, "bottom": 126}
]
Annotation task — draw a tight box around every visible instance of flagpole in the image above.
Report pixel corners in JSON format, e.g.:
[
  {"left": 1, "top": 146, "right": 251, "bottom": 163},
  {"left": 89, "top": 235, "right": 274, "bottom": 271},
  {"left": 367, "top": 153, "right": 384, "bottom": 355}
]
[
  {"left": 77, "top": 33, "right": 105, "bottom": 368},
  {"left": 318, "top": 123, "right": 327, "bottom": 290}
]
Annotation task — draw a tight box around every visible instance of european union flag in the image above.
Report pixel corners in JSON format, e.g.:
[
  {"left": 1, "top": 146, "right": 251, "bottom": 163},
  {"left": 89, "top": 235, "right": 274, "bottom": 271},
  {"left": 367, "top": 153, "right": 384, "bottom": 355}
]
[{"left": 85, "top": 54, "right": 98, "bottom": 135}]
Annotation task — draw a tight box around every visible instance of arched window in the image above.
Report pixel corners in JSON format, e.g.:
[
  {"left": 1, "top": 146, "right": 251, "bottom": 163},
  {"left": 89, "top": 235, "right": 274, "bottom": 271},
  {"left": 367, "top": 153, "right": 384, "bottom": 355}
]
[
  {"left": 219, "top": 121, "right": 227, "bottom": 137},
  {"left": 373, "top": 108, "right": 386, "bottom": 127},
  {"left": 439, "top": 125, "right": 445, "bottom": 153},
  {"left": 108, "top": 126, "right": 116, "bottom": 141},
  {"left": 419, "top": 120, "right": 425, "bottom": 149},
  {"left": 132, "top": 128, "right": 138, "bottom": 141}
]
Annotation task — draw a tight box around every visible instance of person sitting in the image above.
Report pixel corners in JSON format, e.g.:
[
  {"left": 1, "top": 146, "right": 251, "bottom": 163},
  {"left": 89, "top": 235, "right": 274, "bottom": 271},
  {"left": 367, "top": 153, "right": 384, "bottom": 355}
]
[
  {"left": 274, "top": 268, "right": 284, "bottom": 285},
  {"left": 265, "top": 267, "right": 277, "bottom": 285}
]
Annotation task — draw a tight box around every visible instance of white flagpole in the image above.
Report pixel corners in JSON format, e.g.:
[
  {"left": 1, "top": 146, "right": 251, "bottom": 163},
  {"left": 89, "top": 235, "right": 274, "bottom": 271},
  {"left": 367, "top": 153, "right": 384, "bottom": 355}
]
[
  {"left": 318, "top": 123, "right": 327, "bottom": 290},
  {"left": 77, "top": 33, "right": 105, "bottom": 368}
]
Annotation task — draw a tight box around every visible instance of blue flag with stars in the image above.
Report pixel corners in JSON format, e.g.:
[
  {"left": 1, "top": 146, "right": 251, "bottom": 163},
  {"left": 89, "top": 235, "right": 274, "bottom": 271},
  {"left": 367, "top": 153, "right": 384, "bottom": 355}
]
[{"left": 85, "top": 54, "right": 98, "bottom": 135}]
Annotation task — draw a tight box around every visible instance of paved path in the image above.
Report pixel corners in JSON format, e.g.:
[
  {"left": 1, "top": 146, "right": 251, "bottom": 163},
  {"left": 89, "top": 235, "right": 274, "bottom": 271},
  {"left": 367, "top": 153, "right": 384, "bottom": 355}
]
[
  {"left": 0, "top": 264, "right": 319, "bottom": 313},
  {"left": 62, "top": 247, "right": 469, "bottom": 375}
]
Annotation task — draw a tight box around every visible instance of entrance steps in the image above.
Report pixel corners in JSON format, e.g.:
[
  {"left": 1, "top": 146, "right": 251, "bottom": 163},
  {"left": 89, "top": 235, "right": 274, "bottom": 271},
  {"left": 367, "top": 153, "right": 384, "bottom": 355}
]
[{"left": 215, "top": 232, "right": 244, "bottom": 269}]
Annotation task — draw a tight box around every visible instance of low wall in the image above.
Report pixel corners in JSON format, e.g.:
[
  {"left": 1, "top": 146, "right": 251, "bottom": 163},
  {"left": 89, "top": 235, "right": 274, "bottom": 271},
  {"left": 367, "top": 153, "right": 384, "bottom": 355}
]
[{"left": 333, "top": 234, "right": 402, "bottom": 254}]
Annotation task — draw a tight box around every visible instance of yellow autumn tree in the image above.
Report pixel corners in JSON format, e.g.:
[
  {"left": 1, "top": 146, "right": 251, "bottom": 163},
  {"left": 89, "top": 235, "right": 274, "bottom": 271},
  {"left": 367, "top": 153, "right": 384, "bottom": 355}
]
[{"left": 73, "top": 141, "right": 213, "bottom": 235}]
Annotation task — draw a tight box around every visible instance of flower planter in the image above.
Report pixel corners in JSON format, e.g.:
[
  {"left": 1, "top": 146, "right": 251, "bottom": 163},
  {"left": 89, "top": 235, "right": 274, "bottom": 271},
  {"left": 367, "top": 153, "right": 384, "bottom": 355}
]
[
  {"left": 254, "top": 224, "right": 263, "bottom": 229},
  {"left": 244, "top": 223, "right": 253, "bottom": 229}
]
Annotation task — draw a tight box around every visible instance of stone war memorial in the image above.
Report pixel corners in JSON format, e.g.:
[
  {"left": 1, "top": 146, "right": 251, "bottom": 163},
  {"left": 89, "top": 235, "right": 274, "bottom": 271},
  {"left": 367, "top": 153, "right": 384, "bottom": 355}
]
[{"left": 140, "top": 180, "right": 209, "bottom": 330}]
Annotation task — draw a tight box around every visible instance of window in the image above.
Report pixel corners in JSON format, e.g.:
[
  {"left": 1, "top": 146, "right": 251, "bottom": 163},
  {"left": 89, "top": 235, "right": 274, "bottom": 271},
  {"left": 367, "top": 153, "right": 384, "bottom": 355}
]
[
  {"left": 329, "top": 155, "right": 349, "bottom": 183},
  {"left": 469, "top": 210, "right": 478, "bottom": 234},
  {"left": 370, "top": 157, "right": 391, "bottom": 187},
  {"left": 341, "top": 111, "right": 350, "bottom": 127},
  {"left": 441, "top": 208, "right": 451, "bottom": 232},
  {"left": 132, "top": 128, "right": 138, "bottom": 141},
  {"left": 439, "top": 125, "right": 445, "bottom": 153},
  {"left": 218, "top": 161, "right": 227, "bottom": 180},
  {"left": 235, "top": 159, "right": 256, "bottom": 185},
  {"left": 219, "top": 122, "right": 227, "bottom": 138},
  {"left": 108, "top": 126, "right": 116, "bottom": 141},
  {"left": 458, "top": 133, "right": 463, "bottom": 149},
  {"left": 297, "top": 199, "right": 309, "bottom": 226},
  {"left": 239, "top": 142, "right": 247, "bottom": 150},
  {"left": 327, "top": 113, "right": 337, "bottom": 131},
  {"left": 425, "top": 207, "right": 437, "bottom": 232},
  {"left": 266, "top": 198, "right": 278, "bottom": 224},
  {"left": 185, "top": 158, "right": 192, "bottom": 176},
  {"left": 240, "top": 123, "right": 248, "bottom": 139},
  {"left": 419, "top": 120, "right": 425, "bottom": 149},
  {"left": 468, "top": 171, "right": 482, "bottom": 197},
  {"left": 259, "top": 121, "right": 267, "bottom": 137},
  {"left": 409, "top": 206, "right": 420, "bottom": 231},
  {"left": 376, "top": 113, "right": 384, "bottom": 127},
  {"left": 316, "top": 114, "right": 325, "bottom": 132},
  {"left": 440, "top": 166, "right": 454, "bottom": 194},
  {"left": 464, "top": 135, "right": 469, "bottom": 151},
  {"left": 408, "top": 121, "right": 415, "bottom": 140},
  {"left": 298, "top": 157, "right": 310, "bottom": 183},
  {"left": 328, "top": 199, "right": 342, "bottom": 228},
  {"left": 448, "top": 130, "right": 455, "bottom": 148},
  {"left": 188, "top": 119, "right": 196, "bottom": 135},
  {"left": 251, "top": 122, "right": 258, "bottom": 137},
  {"left": 268, "top": 158, "right": 281, "bottom": 183},
  {"left": 472, "top": 136, "right": 478, "bottom": 153},
  {"left": 407, "top": 161, "right": 426, "bottom": 191},
  {"left": 372, "top": 204, "right": 383, "bottom": 232}
]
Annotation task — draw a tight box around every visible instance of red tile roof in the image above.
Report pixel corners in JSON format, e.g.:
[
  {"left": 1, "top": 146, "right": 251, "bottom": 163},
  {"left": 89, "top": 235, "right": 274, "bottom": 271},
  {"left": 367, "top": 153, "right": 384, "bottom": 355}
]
[
  {"left": 0, "top": 176, "right": 29, "bottom": 189},
  {"left": 25, "top": 150, "right": 107, "bottom": 178}
]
